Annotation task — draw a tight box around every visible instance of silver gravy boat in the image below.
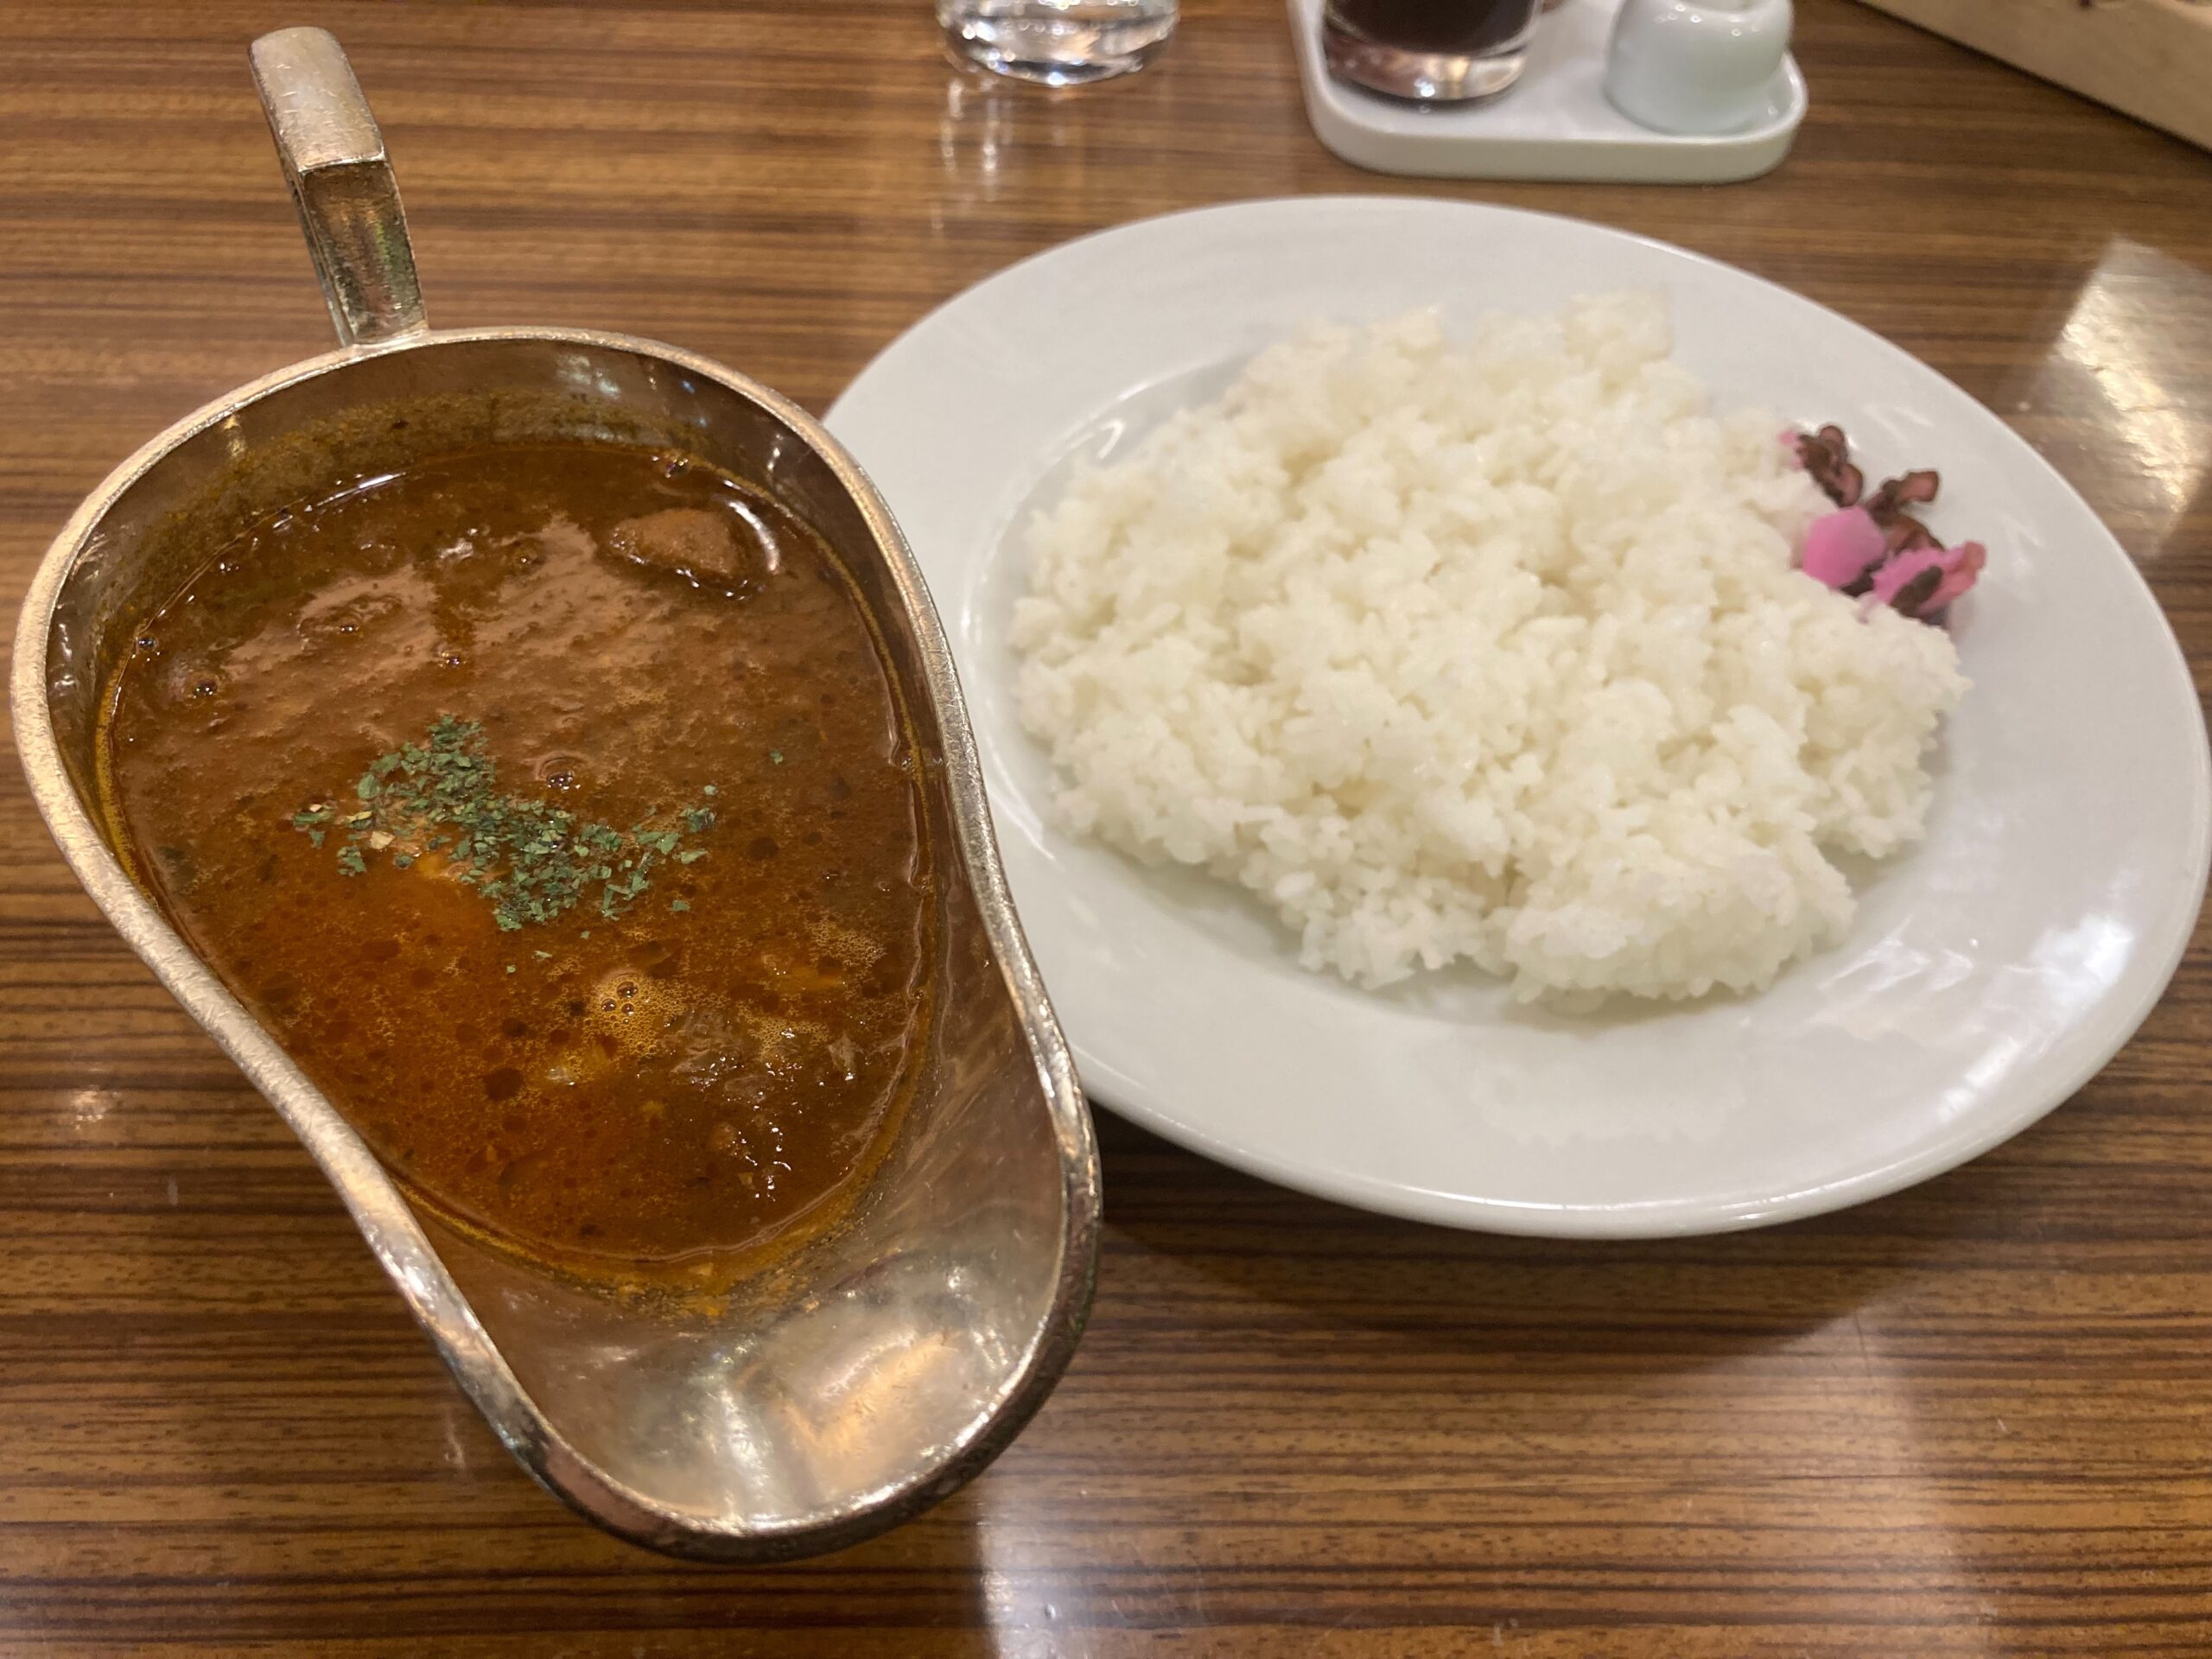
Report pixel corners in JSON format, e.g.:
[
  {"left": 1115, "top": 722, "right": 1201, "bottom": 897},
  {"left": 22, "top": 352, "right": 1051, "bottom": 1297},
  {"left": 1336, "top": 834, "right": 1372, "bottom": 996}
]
[{"left": 10, "top": 28, "right": 1099, "bottom": 1560}]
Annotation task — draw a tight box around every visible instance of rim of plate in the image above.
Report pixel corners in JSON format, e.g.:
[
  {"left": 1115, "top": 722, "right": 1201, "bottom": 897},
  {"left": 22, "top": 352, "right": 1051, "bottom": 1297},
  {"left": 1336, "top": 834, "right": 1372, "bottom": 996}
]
[{"left": 830, "top": 195, "right": 2212, "bottom": 1237}]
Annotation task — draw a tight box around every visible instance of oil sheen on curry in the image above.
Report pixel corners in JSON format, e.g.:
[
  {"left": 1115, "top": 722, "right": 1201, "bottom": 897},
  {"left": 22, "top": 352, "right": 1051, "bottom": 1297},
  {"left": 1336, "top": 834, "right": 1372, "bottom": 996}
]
[{"left": 99, "top": 441, "right": 934, "bottom": 1276}]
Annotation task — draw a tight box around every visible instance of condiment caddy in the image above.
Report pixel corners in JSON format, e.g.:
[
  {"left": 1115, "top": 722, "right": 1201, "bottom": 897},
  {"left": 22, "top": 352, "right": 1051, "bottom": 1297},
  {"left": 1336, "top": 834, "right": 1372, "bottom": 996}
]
[{"left": 1289, "top": 0, "right": 1807, "bottom": 183}]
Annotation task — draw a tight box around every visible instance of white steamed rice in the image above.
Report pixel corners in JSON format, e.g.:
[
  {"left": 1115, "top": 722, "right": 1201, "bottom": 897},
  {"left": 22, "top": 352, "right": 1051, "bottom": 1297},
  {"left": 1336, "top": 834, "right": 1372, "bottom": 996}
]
[{"left": 1009, "top": 294, "right": 1967, "bottom": 1001}]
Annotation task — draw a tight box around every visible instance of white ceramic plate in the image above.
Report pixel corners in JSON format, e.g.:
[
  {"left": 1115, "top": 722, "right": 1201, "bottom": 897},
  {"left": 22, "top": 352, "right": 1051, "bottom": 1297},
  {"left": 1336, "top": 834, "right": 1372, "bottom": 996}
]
[{"left": 826, "top": 197, "right": 2210, "bottom": 1237}]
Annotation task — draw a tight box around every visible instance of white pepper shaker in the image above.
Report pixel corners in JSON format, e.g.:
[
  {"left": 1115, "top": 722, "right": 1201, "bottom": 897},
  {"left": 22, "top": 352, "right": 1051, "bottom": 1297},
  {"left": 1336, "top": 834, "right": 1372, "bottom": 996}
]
[{"left": 1605, "top": 0, "right": 1794, "bottom": 136}]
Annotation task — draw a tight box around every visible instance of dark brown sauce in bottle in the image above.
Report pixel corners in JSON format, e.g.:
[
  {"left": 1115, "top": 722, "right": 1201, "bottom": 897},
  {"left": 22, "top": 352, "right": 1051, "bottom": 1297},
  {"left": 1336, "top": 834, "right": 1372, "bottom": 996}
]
[{"left": 1325, "top": 0, "right": 1538, "bottom": 54}]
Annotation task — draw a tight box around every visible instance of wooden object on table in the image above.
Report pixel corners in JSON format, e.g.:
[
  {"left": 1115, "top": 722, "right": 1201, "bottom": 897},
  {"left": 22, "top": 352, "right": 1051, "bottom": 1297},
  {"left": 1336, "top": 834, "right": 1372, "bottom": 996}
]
[
  {"left": 1855, "top": 0, "right": 2212, "bottom": 151},
  {"left": 1, "top": 1, "right": 2209, "bottom": 1654}
]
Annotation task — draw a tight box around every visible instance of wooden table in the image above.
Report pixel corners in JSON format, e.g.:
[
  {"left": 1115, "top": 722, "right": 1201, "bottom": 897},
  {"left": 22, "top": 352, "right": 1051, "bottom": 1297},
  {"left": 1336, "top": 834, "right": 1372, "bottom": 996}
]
[{"left": 3, "top": 2, "right": 2209, "bottom": 1652}]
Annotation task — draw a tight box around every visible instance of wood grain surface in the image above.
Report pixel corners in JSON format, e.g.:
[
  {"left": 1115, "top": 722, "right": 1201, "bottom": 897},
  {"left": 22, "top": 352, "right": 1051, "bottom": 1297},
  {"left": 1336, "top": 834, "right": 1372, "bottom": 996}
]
[
  {"left": 3, "top": 2, "right": 2209, "bottom": 1653},
  {"left": 1854, "top": 0, "right": 2212, "bottom": 154}
]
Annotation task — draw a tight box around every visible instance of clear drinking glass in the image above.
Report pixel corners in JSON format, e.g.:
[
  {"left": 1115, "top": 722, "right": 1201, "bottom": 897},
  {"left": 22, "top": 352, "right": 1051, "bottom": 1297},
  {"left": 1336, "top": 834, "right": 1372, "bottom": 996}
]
[
  {"left": 938, "top": 0, "right": 1179, "bottom": 86},
  {"left": 1322, "top": 0, "right": 1541, "bottom": 103}
]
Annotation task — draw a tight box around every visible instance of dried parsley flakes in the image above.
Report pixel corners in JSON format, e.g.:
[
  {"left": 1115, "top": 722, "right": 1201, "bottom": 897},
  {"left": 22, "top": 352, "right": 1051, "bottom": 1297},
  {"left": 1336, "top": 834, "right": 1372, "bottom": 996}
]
[{"left": 293, "top": 716, "right": 715, "bottom": 930}]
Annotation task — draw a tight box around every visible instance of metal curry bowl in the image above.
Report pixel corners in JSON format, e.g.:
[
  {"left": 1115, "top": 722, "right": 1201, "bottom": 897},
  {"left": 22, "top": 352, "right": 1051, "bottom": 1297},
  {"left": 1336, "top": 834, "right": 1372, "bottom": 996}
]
[{"left": 10, "top": 29, "right": 1098, "bottom": 1560}]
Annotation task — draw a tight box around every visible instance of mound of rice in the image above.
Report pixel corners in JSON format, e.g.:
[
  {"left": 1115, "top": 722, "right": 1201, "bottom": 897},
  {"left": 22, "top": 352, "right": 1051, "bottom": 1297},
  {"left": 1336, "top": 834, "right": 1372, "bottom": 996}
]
[{"left": 1009, "top": 295, "right": 1967, "bottom": 1001}]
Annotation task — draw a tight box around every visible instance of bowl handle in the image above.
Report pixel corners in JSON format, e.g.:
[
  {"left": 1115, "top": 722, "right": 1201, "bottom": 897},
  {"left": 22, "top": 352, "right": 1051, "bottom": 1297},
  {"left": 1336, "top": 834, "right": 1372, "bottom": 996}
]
[{"left": 248, "top": 28, "right": 429, "bottom": 349}]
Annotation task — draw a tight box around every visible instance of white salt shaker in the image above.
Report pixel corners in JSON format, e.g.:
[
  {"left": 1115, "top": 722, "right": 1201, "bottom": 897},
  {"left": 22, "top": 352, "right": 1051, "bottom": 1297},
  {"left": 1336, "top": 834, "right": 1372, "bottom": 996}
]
[{"left": 1605, "top": 0, "right": 1794, "bottom": 136}]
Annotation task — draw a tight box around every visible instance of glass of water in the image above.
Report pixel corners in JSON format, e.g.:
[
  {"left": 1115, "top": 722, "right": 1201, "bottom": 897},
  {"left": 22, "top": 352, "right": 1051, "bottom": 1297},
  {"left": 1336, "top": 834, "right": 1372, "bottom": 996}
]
[{"left": 938, "top": 0, "right": 1179, "bottom": 86}]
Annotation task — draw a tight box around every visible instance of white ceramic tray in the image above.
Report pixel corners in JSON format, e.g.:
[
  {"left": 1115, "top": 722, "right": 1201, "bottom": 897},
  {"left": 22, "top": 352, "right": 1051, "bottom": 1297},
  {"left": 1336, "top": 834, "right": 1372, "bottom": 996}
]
[{"left": 1290, "top": 0, "right": 1808, "bottom": 183}]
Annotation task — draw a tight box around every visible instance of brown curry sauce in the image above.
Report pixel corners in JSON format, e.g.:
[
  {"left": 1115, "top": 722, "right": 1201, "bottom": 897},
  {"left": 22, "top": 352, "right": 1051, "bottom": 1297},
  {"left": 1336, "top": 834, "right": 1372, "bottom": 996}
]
[{"left": 99, "top": 441, "right": 934, "bottom": 1277}]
